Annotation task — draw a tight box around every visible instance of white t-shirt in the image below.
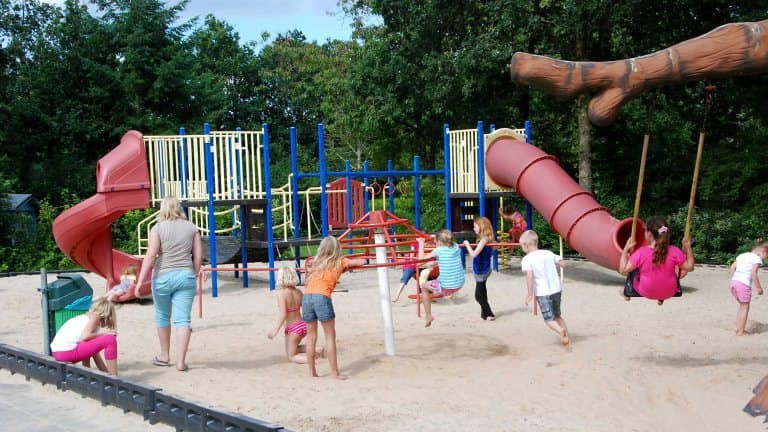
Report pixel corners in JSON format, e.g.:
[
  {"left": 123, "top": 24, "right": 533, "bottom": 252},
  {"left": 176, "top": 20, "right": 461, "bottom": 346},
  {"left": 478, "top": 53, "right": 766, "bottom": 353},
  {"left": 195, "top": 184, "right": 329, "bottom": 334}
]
[
  {"left": 50, "top": 314, "right": 89, "bottom": 352},
  {"left": 732, "top": 252, "right": 763, "bottom": 287},
  {"left": 521, "top": 249, "right": 562, "bottom": 296}
]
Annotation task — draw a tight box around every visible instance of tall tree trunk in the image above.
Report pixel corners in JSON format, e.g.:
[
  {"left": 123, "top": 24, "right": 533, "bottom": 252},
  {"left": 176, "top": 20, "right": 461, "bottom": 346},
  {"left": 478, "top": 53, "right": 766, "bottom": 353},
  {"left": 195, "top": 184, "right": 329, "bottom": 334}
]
[
  {"left": 577, "top": 93, "right": 592, "bottom": 191},
  {"left": 574, "top": 30, "right": 592, "bottom": 191}
]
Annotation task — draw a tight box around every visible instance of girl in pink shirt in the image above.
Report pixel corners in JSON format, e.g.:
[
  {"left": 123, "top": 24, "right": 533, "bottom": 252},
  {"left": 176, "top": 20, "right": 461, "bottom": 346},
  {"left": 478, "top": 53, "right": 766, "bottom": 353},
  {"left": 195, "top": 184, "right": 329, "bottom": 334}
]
[{"left": 619, "top": 216, "right": 695, "bottom": 305}]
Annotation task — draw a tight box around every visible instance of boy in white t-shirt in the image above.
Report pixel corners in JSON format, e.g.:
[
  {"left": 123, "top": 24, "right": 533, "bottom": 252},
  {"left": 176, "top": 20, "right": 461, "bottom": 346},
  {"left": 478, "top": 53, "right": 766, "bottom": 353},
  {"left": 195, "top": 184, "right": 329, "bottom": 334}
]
[
  {"left": 729, "top": 240, "right": 768, "bottom": 336},
  {"left": 520, "top": 230, "right": 570, "bottom": 345}
]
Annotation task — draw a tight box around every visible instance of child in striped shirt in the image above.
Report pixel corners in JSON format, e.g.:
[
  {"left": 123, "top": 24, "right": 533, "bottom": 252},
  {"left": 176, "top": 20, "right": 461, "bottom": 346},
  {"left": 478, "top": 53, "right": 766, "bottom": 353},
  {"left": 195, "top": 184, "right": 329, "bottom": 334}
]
[{"left": 419, "top": 229, "right": 465, "bottom": 328}]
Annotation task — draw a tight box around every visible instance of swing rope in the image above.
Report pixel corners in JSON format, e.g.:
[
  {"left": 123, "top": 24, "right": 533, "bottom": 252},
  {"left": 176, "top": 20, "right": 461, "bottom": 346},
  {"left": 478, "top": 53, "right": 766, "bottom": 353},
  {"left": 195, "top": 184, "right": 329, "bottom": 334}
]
[
  {"left": 683, "top": 82, "right": 715, "bottom": 242},
  {"left": 630, "top": 95, "right": 656, "bottom": 241}
]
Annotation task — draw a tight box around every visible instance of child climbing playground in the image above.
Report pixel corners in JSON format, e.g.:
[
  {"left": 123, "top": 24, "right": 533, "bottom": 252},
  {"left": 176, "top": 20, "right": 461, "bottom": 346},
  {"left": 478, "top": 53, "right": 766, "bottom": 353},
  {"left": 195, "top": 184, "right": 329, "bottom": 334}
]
[
  {"left": 729, "top": 239, "right": 768, "bottom": 335},
  {"left": 501, "top": 205, "right": 527, "bottom": 243},
  {"left": 520, "top": 230, "right": 570, "bottom": 346}
]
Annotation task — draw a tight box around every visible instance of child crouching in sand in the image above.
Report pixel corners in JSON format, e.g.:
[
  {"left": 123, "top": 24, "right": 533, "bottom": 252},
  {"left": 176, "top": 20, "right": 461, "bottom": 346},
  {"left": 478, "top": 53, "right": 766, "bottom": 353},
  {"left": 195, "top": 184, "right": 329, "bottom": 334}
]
[
  {"left": 520, "top": 230, "right": 570, "bottom": 345},
  {"left": 267, "top": 266, "right": 324, "bottom": 363}
]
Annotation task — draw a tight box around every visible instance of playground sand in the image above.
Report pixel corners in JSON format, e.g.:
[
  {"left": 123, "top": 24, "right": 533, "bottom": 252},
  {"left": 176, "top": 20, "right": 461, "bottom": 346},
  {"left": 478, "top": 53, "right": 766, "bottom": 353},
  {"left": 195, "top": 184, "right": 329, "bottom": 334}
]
[{"left": 1, "top": 260, "right": 767, "bottom": 432}]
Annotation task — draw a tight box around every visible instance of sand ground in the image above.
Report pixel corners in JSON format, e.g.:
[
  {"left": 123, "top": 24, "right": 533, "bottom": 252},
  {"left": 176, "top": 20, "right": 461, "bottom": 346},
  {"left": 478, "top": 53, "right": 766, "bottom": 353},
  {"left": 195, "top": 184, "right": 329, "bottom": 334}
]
[{"left": 1, "top": 259, "right": 767, "bottom": 432}]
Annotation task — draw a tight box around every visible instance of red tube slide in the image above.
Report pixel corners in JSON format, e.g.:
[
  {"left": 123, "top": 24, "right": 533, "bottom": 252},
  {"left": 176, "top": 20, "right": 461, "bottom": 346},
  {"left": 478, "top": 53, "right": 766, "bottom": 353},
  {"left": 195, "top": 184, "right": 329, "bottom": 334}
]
[
  {"left": 53, "top": 130, "right": 152, "bottom": 300},
  {"left": 485, "top": 129, "right": 646, "bottom": 271}
]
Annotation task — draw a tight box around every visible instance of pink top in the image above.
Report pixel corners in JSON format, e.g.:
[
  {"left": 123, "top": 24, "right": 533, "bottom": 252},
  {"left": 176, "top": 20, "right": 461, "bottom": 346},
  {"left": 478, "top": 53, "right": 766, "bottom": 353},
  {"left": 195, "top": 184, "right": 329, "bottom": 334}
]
[
  {"left": 403, "top": 241, "right": 419, "bottom": 271},
  {"left": 629, "top": 245, "right": 686, "bottom": 300}
]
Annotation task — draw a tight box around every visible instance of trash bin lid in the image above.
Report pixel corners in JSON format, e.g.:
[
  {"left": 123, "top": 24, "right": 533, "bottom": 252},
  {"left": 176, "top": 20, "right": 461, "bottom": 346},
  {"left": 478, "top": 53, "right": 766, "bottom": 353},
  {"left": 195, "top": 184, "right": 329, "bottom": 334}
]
[
  {"left": 64, "top": 295, "right": 92, "bottom": 311},
  {"left": 47, "top": 273, "right": 94, "bottom": 310}
]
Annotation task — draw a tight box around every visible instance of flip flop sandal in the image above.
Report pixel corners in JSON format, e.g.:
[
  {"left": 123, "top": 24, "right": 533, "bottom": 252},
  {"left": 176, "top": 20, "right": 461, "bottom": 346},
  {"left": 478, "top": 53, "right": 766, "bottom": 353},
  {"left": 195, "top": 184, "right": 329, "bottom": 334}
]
[{"left": 152, "top": 356, "right": 171, "bottom": 367}]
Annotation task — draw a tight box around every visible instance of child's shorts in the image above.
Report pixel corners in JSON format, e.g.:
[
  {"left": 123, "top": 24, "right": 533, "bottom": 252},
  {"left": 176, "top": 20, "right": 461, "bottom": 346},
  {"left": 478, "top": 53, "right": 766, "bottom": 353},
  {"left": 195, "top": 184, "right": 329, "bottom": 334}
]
[
  {"left": 425, "top": 279, "right": 461, "bottom": 296},
  {"left": 400, "top": 267, "right": 416, "bottom": 284},
  {"left": 536, "top": 292, "right": 562, "bottom": 322},
  {"left": 730, "top": 280, "right": 752, "bottom": 303},
  {"left": 302, "top": 294, "right": 335, "bottom": 322}
]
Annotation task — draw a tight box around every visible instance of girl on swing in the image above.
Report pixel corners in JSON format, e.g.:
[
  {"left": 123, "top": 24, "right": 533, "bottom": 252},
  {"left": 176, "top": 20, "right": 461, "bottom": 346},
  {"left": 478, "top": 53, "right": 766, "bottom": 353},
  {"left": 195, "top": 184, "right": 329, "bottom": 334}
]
[{"left": 619, "top": 216, "right": 695, "bottom": 305}]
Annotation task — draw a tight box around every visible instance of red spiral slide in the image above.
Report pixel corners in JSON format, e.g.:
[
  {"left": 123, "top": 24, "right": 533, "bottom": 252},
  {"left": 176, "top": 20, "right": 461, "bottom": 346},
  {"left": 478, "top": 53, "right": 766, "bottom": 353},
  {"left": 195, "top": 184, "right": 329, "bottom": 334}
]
[
  {"left": 485, "top": 130, "right": 646, "bottom": 271},
  {"left": 53, "top": 130, "right": 152, "bottom": 300}
]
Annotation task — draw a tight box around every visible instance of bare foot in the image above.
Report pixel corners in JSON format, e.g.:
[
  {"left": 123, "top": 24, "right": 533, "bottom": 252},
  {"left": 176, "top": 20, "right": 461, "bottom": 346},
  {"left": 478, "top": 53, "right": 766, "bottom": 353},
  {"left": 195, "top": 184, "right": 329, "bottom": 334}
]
[
  {"left": 310, "top": 371, "right": 319, "bottom": 378},
  {"left": 620, "top": 288, "right": 630, "bottom": 301},
  {"left": 560, "top": 330, "right": 571, "bottom": 346},
  {"left": 332, "top": 373, "right": 349, "bottom": 380},
  {"left": 425, "top": 315, "right": 435, "bottom": 328},
  {"left": 485, "top": 316, "right": 496, "bottom": 321}
]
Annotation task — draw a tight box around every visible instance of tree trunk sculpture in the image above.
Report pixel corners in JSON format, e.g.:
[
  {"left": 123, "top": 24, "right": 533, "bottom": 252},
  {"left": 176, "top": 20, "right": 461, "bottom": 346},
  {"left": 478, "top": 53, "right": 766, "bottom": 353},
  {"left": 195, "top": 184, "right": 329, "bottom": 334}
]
[{"left": 509, "top": 20, "right": 768, "bottom": 126}]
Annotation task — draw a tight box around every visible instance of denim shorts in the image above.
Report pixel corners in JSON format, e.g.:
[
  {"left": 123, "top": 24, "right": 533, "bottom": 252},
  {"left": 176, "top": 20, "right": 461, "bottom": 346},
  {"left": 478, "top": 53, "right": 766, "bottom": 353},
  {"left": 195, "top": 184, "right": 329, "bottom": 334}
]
[
  {"left": 302, "top": 294, "right": 336, "bottom": 323},
  {"left": 400, "top": 267, "right": 416, "bottom": 284},
  {"left": 536, "top": 291, "right": 562, "bottom": 322}
]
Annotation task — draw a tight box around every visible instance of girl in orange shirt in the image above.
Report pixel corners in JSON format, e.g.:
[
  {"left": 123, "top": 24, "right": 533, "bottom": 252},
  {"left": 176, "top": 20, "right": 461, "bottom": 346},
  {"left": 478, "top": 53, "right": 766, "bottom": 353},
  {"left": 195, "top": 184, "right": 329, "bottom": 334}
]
[{"left": 302, "top": 236, "right": 365, "bottom": 379}]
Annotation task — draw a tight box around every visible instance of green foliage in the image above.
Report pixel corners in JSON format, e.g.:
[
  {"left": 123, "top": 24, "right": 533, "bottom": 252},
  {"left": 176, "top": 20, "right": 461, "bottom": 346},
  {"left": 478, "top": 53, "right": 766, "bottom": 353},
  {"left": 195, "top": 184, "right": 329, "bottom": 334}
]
[{"left": 1, "top": 0, "right": 767, "bottom": 268}]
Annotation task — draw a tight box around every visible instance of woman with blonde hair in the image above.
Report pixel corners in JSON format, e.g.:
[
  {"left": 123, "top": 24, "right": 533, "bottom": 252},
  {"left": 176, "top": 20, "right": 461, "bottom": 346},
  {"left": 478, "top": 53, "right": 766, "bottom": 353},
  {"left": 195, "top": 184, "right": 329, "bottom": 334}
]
[{"left": 135, "top": 195, "right": 202, "bottom": 371}]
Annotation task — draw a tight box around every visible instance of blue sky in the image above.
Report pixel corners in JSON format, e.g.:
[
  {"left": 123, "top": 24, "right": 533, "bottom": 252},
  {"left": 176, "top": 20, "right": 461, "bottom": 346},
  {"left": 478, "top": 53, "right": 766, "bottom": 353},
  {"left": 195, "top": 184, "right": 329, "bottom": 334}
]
[
  {"left": 174, "top": 0, "right": 358, "bottom": 45},
  {"left": 40, "top": 0, "right": 360, "bottom": 45}
]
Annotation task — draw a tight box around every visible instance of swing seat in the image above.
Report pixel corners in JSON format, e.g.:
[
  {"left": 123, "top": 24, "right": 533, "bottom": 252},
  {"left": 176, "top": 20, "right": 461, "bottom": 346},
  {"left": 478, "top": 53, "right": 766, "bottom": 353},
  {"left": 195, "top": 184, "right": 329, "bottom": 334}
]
[{"left": 623, "top": 269, "right": 682, "bottom": 300}]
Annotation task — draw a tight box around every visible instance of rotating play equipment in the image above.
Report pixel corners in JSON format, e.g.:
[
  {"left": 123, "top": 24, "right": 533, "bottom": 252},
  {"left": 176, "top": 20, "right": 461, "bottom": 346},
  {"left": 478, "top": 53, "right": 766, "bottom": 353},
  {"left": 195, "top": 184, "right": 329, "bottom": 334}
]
[{"left": 484, "top": 129, "right": 645, "bottom": 271}]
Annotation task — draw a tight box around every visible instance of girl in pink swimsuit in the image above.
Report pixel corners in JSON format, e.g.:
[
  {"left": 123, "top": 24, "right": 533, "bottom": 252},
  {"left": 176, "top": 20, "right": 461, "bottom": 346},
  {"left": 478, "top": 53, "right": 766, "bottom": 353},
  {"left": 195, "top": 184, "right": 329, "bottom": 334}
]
[{"left": 267, "top": 266, "right": 323, "bottom": 364}]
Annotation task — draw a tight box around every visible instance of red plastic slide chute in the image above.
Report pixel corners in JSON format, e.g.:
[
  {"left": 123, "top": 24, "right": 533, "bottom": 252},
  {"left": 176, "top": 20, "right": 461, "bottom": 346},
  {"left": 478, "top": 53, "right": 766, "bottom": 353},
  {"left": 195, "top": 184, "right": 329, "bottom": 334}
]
[
  {"left": 484, "top": 129, "right": 645, "bottom": 271},
  {"left": 53, "top": 130, "right": 152, "bottom": 300}
]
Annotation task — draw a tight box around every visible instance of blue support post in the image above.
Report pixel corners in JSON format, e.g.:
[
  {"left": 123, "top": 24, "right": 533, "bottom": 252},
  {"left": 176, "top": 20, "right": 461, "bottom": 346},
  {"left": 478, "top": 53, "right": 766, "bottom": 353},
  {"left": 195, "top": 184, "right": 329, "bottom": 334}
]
[
  {"left": 387, "top": 160, "right": 395, "bottom": 214},
  {"left": 443, "top": 124, "right": 451, "bottom": 231},
  {"left": 203, "top": 123, "right": 218, "bottom": 297},
  {"left": 363, "top": 161, "right": 370, "bottom": 214},
  {"left": 477, "top": 120, "right": 486, "bottom": 218},
  {"left": 524, "top": 120, "right": 534, "bottom": 230},
  {"left": 290, "top": 127, "right": 302, "bottom": 272},
  {"left": 318, "top": 124, "right": 328, "bottom": 237},
  {"left": 263, "top": 124, "right": 275, "bottom": 290},
  {"left": 414, "top": 156, "right": 421, "bottom": 229},
  {"left": 179, "top": 127, "right": 188, "bottom": 199}
]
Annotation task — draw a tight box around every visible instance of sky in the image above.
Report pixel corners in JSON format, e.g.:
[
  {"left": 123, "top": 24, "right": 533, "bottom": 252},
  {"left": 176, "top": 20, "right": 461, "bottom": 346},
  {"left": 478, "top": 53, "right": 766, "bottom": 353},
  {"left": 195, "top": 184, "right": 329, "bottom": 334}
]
[{"left": 39, "top": 0, "right": 362, "bottom": 45}]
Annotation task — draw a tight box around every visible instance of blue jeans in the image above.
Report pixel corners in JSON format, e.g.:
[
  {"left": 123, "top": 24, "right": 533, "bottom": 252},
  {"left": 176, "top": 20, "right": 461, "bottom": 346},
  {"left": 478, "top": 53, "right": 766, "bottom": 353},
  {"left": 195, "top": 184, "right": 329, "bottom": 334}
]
[
  {"left": 152, "top": 269, "right": 197, "bottom": 327},
  {"left": 400, "top": 267, "right": 416, "bottom": 284}
]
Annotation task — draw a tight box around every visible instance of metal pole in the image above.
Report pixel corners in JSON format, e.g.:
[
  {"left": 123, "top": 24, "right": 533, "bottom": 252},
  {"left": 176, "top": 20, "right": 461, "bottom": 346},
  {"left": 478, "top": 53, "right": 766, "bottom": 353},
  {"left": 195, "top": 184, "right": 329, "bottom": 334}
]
[
  {"left": 375, "top": 233, "right": 395, "bottom": 356},
  {"left": 39, "top": 268, "right": 51, "bottom": 355}
]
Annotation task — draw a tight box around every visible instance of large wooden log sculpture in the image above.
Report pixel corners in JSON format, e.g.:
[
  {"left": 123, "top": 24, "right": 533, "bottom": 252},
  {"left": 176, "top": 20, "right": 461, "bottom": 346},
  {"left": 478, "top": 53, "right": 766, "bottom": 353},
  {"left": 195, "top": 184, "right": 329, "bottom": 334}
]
[{"left": 510, "top": 20, "right": 768, "bottom": 126}]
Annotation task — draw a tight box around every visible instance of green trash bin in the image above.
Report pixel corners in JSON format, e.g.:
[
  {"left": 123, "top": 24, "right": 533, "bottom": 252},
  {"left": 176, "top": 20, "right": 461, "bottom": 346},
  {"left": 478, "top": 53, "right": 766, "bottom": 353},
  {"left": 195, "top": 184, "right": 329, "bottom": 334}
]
[{"left": 46, "top": 273, "right": 93, "bottom": 341}]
